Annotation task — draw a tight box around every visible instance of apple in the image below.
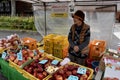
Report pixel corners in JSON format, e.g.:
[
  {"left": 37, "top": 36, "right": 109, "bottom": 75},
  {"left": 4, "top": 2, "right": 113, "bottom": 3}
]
[
  {"left": 24, "top": 66, "right": 29, "bottom": 70},
  {"left": 35, "top": 59, "right": 39, "bottom": 63},
  {"left": 24, "top": 54, "right": 28, "bottom": 58},
  {"left": 66, "top": 71, "right": 72, "bottom": 77},
  {"left": 42, "top": 71, "right": 48, "bottom": 77},
  {"left": 22, "top": 49, "right": 28, "bottom": 55},
  {"left": 55, "top": 75, "right": 63, "bottom": 80},
  {"left": 72, "top": 69, "right": 77, "bottom": 75},
  {"left": 86, "top": 69, "right": 91, "bottom": 76},
  {"left": 33, "top": 68, "right": 38, "bottom": 73},
  {"left": 37, "top": 73, "right": 44, "bottom": 80},
  {"left": 27, "top": 68, "right": 32, "bottom": 74},
  {"left": 33, "top": 55, "right": 39, "bottom": 60},
  {"left": 17, "top": 61, "right": 23, "bottom": 66},
  {"left": 9, "top": 55, "right": 16, "bottom": 61},
  {"left": 58, "top": 69, "right": 64, "bottom": 75},
  {"left": 33, "top": 63, "right": 37, "bottom": 67},
  {"left": 37, "top": 67, "right": 43, "bottom": 72},
  {"left": 29, "top": 50, "right": 34, "bottom": 57},
  {"left": 14, "top": 58, "right": 18, "bottom": 64},
  {"left": 33, "top": 72, "right": 37, "bottom": 77},
  {"left": 80, "top": 74, "right": 88, "bottom": 80}
]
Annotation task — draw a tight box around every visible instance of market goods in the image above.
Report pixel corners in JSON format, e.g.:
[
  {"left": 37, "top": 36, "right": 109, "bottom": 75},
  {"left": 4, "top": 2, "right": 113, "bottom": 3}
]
[{"left": 48, "top": 64, "right": 93, "bottom": 80}]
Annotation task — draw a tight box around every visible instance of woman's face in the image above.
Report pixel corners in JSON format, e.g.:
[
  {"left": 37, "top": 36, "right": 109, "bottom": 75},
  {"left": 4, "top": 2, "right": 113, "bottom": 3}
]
[{"left": 73, "top": 18, "right": 83, "bottom": 26}]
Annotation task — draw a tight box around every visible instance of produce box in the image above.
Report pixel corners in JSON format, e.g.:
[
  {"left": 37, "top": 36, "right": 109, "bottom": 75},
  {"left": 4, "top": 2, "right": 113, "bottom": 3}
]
[
  {"left": 9, "top": 59, "right": 33, "bottom": 73},
  {"left": 22, "top": 37, "right": 37, "bottom": 50},
  {"left": 43, "top": 34, "right": 57, "bottom": 54},
  {"left": 53, "top": 36, "right": 69, "bottom": 59},
  {"left": 89, "top": 40, "right": 106, "bottom": 60},
  {"left": 47, "top": 62, "right": 94, "bottom": 80},
  {"left": 43, "top": 46, "right": 53, "bottom": 55},
  {"left": 102, "top": 56, "right": 120, "bottom": 80},
  {"left": 22, "top": 53, "right": 62, "bottom": 80}
]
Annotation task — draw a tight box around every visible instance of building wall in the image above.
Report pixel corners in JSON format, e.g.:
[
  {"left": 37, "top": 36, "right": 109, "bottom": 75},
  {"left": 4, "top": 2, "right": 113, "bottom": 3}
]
[
  {"left": 0, "top": 1, "right": 33, "bottom": 16},
  {"left": 16, "top": 1, "right": 33, "bottom": 16}
]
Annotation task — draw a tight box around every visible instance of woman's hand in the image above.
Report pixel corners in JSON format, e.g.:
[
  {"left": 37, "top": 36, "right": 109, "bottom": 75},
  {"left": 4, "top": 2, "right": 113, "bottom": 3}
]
[{"left": 74, "top": 46, "right": 79, "bottom": 52}]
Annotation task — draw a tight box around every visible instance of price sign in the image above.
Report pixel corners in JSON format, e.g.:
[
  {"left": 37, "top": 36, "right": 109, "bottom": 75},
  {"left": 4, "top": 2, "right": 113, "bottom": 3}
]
[
  {"left": 117, "top": 62, "right": 120, "bottom": 66},
  {"left": 39, "top": 60, "right": 48, "bottom": 64},
  {"left": 33, "top": 50, "right": 37, "bottom": 56},
  {"left": 39, "top": 50, "right": 44, "bottom": 53},
  {"left": 77, "top": 67, "right": 87, "bottom": 74},
  {"left": 68, "top": 75, "right": 78, "bottom": 80},
  {"left": 51, "top": 60, "right": 59, "bottom": 65},
  {"left": 2, "top": 52, "right": 7, "bottom": 59},
  {"left": 17, "top": 50, "right": 23, "bottom": 60}
]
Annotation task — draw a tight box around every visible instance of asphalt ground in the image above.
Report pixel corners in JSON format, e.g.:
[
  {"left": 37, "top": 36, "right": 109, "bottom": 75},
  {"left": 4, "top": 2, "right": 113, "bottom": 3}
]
[{"left": 0, "top": 30, "right": 42, "bottom": 41}]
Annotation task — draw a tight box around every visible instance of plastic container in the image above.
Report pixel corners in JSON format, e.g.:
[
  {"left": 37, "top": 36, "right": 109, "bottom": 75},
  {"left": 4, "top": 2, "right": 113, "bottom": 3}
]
[
  {"left": 86, "top": 58, "right": 94, "bottom": 68},
  {"left": 91, "top": 61, "right": 99, "bottom": 70}
]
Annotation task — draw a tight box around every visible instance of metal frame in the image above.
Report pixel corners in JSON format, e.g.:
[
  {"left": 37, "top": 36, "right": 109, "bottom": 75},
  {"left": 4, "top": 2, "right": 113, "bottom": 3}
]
[{"left": 33, "top": 1, "right": 117, "bottom": 36}]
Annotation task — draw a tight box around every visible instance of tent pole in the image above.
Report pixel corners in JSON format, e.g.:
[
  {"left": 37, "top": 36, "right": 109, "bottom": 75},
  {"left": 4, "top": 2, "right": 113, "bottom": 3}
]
[{"left": 43, "top": 2, "right": 47, "bottom": 36}]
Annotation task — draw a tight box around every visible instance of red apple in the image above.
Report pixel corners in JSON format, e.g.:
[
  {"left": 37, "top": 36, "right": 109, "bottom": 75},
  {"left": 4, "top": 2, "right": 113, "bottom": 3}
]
[
  {"left": 29, "top": 51, "right": 34, "bottom": 57},
  {"left": 33, "top": 72, "right": 37, "bottom": 77},
  {"left": 37, "top": 73, "right": 44, "bottom": 80},
  {"left": 86, "top": 69, "right": 91, "bottom": 76},
  {"left": 72, "top": 69, "right": 77, "bottom": 75},
  {"left": 37, "top": 67, "right": 43, "bottom": 72},
  {"left": 27, "top": 68, "right": 32, "bottom": 74},
  {"left": 58, "top": 69, "right": 64, "bottom": 75},
  {"left": 55, "top": 75, "right": 63, "bottom": 80},
  {"left": 9, "top": 55, "right": 16, "bottom": 61},
  {"left": 17, "top": 61, "right": 23, "bottom": 66},
  {"left": 80, "top": 74, "right": 88, "bottom": 80},
  {"left": 14, "top": 58, "right": 18, "bottom": 64},
  {"left": 24, "top": 66, "right": 29, "bottom": 70},
  {"left": 42, "top": 71, "right": 48, "bottom": 77},
  {"left": 22, "top": 49, "right": 28, "bottom": 55},
  {"left": 66, "top": 71, "right": 72, "bottom": 77}
]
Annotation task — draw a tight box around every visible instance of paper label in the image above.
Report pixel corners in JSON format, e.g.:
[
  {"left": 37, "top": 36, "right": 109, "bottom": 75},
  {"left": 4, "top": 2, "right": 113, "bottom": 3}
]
[
  {"left": 77, "top": 67, "right": 87, "bottom": 74},
  {"left": 51, "top": 60, "right": 59, "bottom": 65},
  {"left": 39, "top": 50, "right": 44, "bottom": 53},
  {"left": 33, "top": 50, "right": 37, "bottom": 55},
  {"left": 68, "top": 75, "right": 78, "bottom": 80},
  {"left": 17, "top": 50, "right": 23, "bottom": 60},
  {"left": 39, "top": 60, "right": 48, "bottom": 64},
  {"left": 2, "top": 52, "right": 7, "bottom": 59}
]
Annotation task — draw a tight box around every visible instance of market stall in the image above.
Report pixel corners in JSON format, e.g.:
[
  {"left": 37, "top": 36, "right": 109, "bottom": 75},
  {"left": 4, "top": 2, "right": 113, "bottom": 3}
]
[
  {"left": 0, "top": 34, "right": 94, "bottom": 80},
  {"left": 0, "top": 0, "right": 120, "bottom": 80}
]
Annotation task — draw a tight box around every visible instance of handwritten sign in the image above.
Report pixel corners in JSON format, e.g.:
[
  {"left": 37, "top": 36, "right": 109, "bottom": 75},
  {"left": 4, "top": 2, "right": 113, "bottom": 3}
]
[
  {"left": 33, "top": 50, "right": 37, "bottom": 56},
  {"left": 17, "top": 50, "right": 23, "bottom": 60},
  {"left": 51, "top": 60, "right": 59, "bottom": 65},
  {"left": 39, "top": 60, "right": 48, "bottom": 64},
  {"left": 77, "top": 67, "right": 87, "bottom": 74},
  {"left": 68, "top": 75, "right": 78, "bottom": 80},
  {"left": 2, "top": 52, "right": 7, "bottom": 59}
]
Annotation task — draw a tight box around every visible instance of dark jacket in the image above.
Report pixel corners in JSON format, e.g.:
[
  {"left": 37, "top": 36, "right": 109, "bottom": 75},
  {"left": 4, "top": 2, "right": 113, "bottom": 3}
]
[{"left": 68, "top": 23, "right": 90, "bottom": 58}]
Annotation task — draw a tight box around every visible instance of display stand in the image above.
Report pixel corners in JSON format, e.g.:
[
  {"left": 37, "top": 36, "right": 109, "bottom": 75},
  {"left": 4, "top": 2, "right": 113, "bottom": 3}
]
[{"left": 0, "top": 58, "right": 28, "bottom": 80}]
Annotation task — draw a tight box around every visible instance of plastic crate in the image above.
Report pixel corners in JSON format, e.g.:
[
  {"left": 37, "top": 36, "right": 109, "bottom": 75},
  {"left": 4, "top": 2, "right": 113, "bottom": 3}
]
[
  {"left": 22, "top": 37, "right": 37, "bottom": 50},
  {"left": 9, "top": 60, "right": 23, "bottom": 73},
  {"left": 22, "top": 70, "right": 39, "bottom": 80},
  {"left": 46, "top": 62, "right": 94, "bottom": 80},
  {"left": 68, "top": 62, "right": 94, "bottom": 80},
  {"left": 44, "top": 46, "right": 53, "bottom": 54},
  {"left": 43, "top": 34, "right": 56, "bottom": 47}
]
